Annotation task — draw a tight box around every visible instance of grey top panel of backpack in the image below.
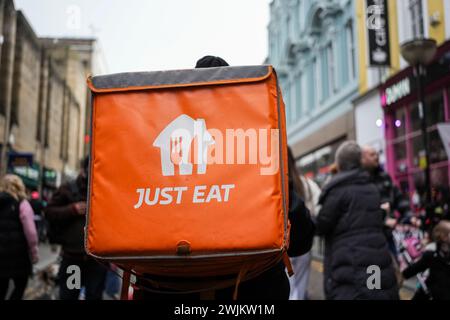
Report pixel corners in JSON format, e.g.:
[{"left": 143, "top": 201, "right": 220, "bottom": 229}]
[{"left": 91, "top": 65, "right": 271, "bottom": 90}]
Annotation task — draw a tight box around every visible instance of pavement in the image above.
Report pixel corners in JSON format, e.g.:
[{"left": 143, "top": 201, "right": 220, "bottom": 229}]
[
  {"left": 23, "top": 242, "right": 61, "bottom": 300},
  {"left": 34, "top": 243, "right": 61, "bottom": 273}
]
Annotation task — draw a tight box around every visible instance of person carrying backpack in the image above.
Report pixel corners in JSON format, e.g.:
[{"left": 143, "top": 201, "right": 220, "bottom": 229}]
[
  {"left": 45, "top": 157, "right": 106, "bottom": 300},
  {"left": 132, "top": 56, "right": 315, "bottom": 300},
  {"left": 0, "top": 174, "right": 39, "bottom": 300}
]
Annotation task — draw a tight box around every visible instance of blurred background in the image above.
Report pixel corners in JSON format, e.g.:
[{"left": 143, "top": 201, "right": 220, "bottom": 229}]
[{"left": 1, "top": 0, "right": 450, "bottom": 300}]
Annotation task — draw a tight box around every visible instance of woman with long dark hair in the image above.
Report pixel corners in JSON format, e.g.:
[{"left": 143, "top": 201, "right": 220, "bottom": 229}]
[{"left": 287, "top": 147, "right": 321, "bottom": 299}]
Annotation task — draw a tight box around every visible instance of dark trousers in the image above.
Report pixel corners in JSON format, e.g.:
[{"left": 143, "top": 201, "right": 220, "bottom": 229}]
[
  {"left": 58, "top": 255, "right": 107, "bottom": 300},
  {"left": 0, "top": 276, "right": 28, "bottom": 300}
]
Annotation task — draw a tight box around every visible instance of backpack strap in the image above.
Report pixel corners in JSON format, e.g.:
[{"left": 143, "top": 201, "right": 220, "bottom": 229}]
[
  {"left": 232, "top": 262, "right": 254, "bottom": 300},
  {"left": 121, "top": 271, "right": 131, "bottom": 300},
  {"left": 283, "top": 251, "right": 294, "bottom": 277}
]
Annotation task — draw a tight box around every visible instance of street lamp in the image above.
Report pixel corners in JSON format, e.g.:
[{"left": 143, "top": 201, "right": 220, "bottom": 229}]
[{"left": 400, "top": 38, "right": 437, "bottom": 212}]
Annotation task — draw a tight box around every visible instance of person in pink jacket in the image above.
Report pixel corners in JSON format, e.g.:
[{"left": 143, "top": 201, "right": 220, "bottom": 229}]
[{"left": 0, "top": 174, "right": 39, "bottom": 300}]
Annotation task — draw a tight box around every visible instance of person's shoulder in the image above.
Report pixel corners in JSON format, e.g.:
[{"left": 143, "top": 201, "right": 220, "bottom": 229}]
[
  {"left": 20, "top": 198, "right": 32, "bottom": 207},
  {"left": 319, "top": 178, "right": 345, "bottom": 204},
  {"left": 374, "top": 167, "right": 393, "bottom": 182},
  {"left": 420, "top": 250, "right": 436, "bottom": 262},
  {"left": 305, "top": 177, "right": 320, "bottom": 189},
  {"left": 52, "top": 181, "right": 76, "bottom": 198},
  {"left": 0, "top": 191, "right": 18, "bottom": 204}
]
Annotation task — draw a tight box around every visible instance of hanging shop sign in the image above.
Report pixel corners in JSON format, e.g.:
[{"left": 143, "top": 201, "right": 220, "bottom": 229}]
[{"left": 366, "top": 0, "right": 391, "bottom": 67}]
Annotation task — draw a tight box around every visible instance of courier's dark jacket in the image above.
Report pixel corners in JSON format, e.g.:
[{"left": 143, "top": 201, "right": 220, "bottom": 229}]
[
  {"left": 316, "top": 169, "right": 399, "bottom": 300},
  {"left": 216, "top": 186, "right": 315, "bottom": 299},
  {"left": 0, "top": 192, "right": 32, "bottom": 277},
  {"left": 44, "top": 175, "right": 87, "bottom": 256},
  {"left": 370, "top": 167, "right": 410, "bottom": 214}
]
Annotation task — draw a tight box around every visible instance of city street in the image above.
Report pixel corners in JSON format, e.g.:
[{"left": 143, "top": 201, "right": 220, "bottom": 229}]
[
  {"left": 1, "top": 0, "right": 449, "bottom": 305},
  {"left": 23, "top": 243, "right": 60, "bottom": 300}
]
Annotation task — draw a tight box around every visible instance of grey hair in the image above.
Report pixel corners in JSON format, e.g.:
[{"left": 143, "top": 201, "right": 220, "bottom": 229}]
[{"left": 335, "top": 141, "right": 362, "bottom": 172}]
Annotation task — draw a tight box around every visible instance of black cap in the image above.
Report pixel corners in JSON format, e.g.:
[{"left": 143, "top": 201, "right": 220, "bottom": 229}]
[{"left": 195, "top": 55, "right": 229, "bottom": 68}]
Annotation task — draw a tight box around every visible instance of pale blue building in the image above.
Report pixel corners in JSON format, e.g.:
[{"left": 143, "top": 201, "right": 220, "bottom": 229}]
[{"left": 267, "top": 0, "right": 359, "bottom": 183}]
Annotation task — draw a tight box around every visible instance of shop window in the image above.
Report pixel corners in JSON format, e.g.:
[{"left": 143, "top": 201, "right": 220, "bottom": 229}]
[
  {"left": 390, "top": 91, "right": 449, "bottom": 207},
  {"left": 393, "top": 139, "right": 408, "bottom": 173},
  {"left": 299, "top": 154, "right": 317, "bottom": 179},
  {"left": 431, "top": 165, "right": 449, "bottom": 190},
  {"left": 298, "top": 139, "right": 345, "bottom": 187},
  {"left": 429, "top": 130, "right": 448, "bottom": 164},
  {"left": 410, "top": 93, "right": 447, "bottom": 166},
  {"left": 412, "top": 165, "right": 450, "bottom": 208},
  {"left": 410, "top": 103, "right": 422, "bottom": 133},
  {"left": 393, "top": 108, "right": 406, "bottom": 138},
  {"left": 392, "top": 108, "right": 407, "bottom": 173},
  {"left": 426, "top": 94, "right": 445, "bottom": 128},
  {"left": 411, "top": 133, "right": 424, "bottom": 167},
  {"left": 399, "top": 179, "right": 410, "bottom": 195},
  {"left": 395, "top": 176, "right": 411, "bottom": 196},
  {"left": 410, "top": 94, "right": 445, "bottom": 131},
  {"left": 410, "top": 130, "right": 446, "bottom": 167},
  {"left": 413, "top": 170, "right": 426, "bottom": 200}
]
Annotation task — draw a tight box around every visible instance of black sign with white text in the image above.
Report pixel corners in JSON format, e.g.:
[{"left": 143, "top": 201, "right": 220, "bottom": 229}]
[{"left": 366, "top": 0, "right": 391, "bottom": 67}]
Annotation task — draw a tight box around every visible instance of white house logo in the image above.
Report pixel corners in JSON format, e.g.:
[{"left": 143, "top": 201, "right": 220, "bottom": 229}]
[
  {"left": 133, "top": 114, "right": 280, "bottom": 209},
  {"left": 153, "top": 114, "right": 215, "bottom": 176}
]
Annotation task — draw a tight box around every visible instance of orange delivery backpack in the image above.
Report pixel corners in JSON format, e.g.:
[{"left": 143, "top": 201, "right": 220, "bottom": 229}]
[{"left": 86, "top": 65, "right": 291, "bottom": 298}]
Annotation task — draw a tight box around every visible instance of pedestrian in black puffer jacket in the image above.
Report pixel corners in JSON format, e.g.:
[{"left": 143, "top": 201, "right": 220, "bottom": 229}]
[{"left": 316, "top": 141, "right": 399, "bottom": 300}]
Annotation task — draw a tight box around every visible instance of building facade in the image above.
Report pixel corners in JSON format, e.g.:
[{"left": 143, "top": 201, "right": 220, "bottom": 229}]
[
  {"left": 0, "top": 0, "right": 102, "bottom": 195},
  {"left": 353, "top": 0, "right": 450, "bottom": 205},
  {"left": 268, "top": 0, "right": 450, "bottom": 195},
  {"left": 380, "top": 42, "right": 450, "bottom": 200},
  {"left": 267, "top": 0, "right": 358, "bottom": 184},
  {"left": 0, "top": 0, "right": 16, "bottom": 150}
]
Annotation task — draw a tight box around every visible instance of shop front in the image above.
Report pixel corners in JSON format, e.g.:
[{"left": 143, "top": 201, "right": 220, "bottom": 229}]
[
  {"left": 297, "top": 137, "right": 346, "bottom": 187},
  {"left": 7, "top": 151, "right": 60, "bottom": 199},
  {"left": 7, "top": 152, "right": 39, "bottom": 189},
  {"left": 380, "top": 40, "right": 450, "bottom": 206}
]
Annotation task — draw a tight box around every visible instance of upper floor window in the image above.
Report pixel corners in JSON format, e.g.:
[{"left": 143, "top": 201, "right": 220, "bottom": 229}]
[
  {"left": 326, "top": 42, "right": 337, "bottom": 94},
  {"left": 287, "top": 15, "right": 292, "bottom": 39},
  {"left": 346, "top": 20, "right": 356, "bottom": 80},
  {"left": 290, "top": 81, "right": 297, "bottom": 122},
  {"left": 313, "top": 57, "right": 321, "bottom": 106},
  {"left": 409, "top": 0, "right": 424, "bottom": 38},
  {"left": 307, "top": 59, "right": 316, "bottom": 112},
  {"left": 296, "top": 73, "right": 303, "bottom": 117}
]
